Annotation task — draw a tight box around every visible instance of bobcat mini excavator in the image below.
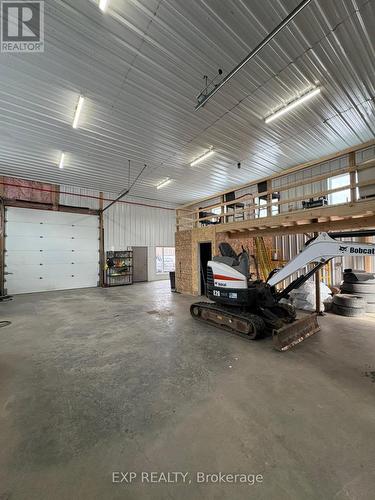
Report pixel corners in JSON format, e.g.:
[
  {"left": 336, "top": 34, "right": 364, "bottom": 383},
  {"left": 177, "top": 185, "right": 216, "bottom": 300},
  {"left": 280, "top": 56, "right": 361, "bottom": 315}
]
[{"left": 191, "top": 231, "right": 375, "bottom": 351}]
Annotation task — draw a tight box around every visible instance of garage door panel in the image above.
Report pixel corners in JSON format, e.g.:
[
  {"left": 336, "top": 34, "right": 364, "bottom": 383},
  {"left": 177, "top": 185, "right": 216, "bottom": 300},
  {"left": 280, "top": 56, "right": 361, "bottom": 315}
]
[
  {"left": 6, "top": 250, "right": 99, "bottom": 266},
  {"left": 6, "top": 209, "right": 99, "bottom": 227},
  {"left": 6, "top": 208, "right": 99, "bottom": 294},
  {"left": 6, "top": 273, "right": 99, "bottom": 294},
  {"left": 6, "top": 236, "right": 98, "bottom": 252},
  {"left": 6, "top": 264, "right": 99, "bottom": 294},
  {"left": 7, "top": 221, "right": 99, "bottom": 239},
  {"left": 7, "top": 262, "right": 98, "bottom": 275}
]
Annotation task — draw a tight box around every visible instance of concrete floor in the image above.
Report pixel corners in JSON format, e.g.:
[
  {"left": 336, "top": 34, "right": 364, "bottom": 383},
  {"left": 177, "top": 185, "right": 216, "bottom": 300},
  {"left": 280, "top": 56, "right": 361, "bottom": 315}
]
[{"left": 1, "top": 281, "right": 375, "bottom": 500}]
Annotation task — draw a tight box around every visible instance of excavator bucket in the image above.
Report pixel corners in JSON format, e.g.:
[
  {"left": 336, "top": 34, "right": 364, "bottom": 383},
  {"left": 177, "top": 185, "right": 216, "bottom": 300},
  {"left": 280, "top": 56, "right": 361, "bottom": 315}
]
[{"left": 272, "top": 314, "right": 320, "bottom": 351}]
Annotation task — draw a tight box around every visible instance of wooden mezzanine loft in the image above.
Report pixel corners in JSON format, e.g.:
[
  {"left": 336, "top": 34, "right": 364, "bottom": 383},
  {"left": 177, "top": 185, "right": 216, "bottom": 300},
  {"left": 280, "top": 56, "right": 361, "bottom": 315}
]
[{"left": 176, "top": 140, "right": 375, "bottom": 239}]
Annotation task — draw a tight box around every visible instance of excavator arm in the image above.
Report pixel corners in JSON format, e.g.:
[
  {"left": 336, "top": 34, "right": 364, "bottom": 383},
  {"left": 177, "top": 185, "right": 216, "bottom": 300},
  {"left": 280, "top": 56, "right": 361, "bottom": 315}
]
[
  {"left": 267, "top": 231, "right": 375, "bottom": 350},
  {"left": 268, "top": 232, "right": 375, "bottom": 288}
]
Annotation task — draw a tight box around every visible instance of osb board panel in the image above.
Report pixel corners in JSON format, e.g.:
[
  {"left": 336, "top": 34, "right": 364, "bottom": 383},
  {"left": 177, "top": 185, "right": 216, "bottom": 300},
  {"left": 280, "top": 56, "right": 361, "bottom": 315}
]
[
  {"left": 176, "top": 226, "right": 273, "bottom": 295},
  {"left": 175, "top": 230, "right": 193, "bottom": 294}
]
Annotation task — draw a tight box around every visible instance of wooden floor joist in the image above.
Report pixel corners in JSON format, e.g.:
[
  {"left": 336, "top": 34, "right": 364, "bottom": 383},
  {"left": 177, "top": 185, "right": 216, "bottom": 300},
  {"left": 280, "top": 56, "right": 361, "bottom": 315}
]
[
  {"left": 226, "top": 215, "right": 375, "bottom": 238},
  {"left": 220, "top": 199, "right": 375, "bottom": 238}
]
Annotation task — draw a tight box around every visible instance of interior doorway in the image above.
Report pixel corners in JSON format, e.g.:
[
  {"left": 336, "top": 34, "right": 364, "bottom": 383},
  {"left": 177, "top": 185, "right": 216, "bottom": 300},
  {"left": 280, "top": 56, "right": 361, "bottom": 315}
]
[
  {"left": 133, "top": 247, "right": 148, "bottom": 282},
  {"left": 199, "top": 242, "right": 212, "bottom": 296}
]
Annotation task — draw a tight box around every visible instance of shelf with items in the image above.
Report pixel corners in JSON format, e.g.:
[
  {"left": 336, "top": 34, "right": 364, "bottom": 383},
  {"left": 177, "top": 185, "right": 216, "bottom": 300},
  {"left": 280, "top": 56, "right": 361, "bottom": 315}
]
[{"left": 105, "top": 250, "right": 133, "bottom": 287}]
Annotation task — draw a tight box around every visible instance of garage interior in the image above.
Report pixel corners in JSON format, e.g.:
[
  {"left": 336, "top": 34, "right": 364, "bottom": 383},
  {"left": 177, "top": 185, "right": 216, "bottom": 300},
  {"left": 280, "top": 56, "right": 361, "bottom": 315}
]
[{"left": 1, "top": 0, "right": 375, "bottom": 499}]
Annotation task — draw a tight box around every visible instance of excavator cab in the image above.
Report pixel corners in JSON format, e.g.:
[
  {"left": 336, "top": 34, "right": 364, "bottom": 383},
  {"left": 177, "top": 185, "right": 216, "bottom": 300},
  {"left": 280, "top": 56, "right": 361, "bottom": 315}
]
[{"left": 206, "top": 243, "right": 250, "bottom": 307}]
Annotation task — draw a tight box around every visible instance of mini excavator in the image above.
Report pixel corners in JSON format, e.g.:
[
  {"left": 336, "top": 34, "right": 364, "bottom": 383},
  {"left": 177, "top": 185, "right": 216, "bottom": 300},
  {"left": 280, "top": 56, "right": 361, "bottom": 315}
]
[{"left": 191, "top": 231, "right": 375, "bottom": 351}]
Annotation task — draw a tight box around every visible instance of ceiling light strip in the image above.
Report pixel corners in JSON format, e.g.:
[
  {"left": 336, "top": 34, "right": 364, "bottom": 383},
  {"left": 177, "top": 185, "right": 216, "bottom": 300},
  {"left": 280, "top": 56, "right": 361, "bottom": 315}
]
[
  {"left": 59, "top": 153, "right": 65, "bottom": 169},
  {"left": 99, "top": 0, "right": 109, "bottom": 12},
  {"left": 72, "top": 95, "right": 85, "bottom": 129},
  {"left": 190, "top": 148, "right": 215, "bottom": 167},
  {"left": 265, "top": 87, "right": 321, "bottom": 124},
  {"left": 157, "top": 178, "right": 172, "bottom": 189}
]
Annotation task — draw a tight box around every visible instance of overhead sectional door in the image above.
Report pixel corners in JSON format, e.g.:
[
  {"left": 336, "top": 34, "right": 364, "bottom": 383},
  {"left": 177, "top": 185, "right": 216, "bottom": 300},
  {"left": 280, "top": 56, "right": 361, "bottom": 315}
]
[{"left": 5, "top": 207, "right": 99, "bottom": 294}]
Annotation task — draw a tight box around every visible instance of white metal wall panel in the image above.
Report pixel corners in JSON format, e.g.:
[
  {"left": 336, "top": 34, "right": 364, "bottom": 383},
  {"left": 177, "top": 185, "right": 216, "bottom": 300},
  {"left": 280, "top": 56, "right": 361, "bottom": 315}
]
[
  {"left": 5, "top": 208, "right": 99, "bottom": 294},
  {"left": 103, "top": 195, "right": 176, "bottom": 282},
  {"left": 59, "top": 185, "right": 100, "bottom": 210}
]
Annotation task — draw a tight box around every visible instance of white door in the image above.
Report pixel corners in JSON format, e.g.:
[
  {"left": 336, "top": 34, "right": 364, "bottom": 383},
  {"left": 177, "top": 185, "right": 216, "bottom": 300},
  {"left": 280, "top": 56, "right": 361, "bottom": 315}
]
[{"left": 5, "top": 207, "right": 99, "bottom": 294}]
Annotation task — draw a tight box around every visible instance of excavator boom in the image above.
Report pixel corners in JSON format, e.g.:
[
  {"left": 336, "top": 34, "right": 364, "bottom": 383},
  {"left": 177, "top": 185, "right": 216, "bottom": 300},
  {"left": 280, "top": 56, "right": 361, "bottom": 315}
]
[{"left": 268, "top": 233, "right": 375, "bottom": 287}]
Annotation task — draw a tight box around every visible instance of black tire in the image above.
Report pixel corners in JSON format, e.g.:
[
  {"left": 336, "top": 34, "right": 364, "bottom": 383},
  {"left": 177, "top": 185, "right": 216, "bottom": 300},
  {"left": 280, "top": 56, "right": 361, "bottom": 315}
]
[
  {"left": 340, "top": 292, "right": 375, "bottom": 303},
  {"left": 343, "top": 270, "right": 375, "bottom": 283},
  {"left": 333, "top": 294, "right": 366, "bottom": 309},
  {"left": 344, "top": 277, "right": 375, "bottom": 284},
  {"left": 332, "top": 304, "right": 366, "bottom": 317},
  {"left": 341, "top": 283, "right": 375, "bottom": 294},
  {"left": 366, "top": 303, "right": 375, "bottom": 314}
]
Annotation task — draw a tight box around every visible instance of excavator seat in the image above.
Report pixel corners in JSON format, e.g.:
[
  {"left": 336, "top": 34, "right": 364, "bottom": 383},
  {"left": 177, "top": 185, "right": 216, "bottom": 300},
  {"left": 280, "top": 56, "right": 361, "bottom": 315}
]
[{"left": 213, "top": 242, "right": 249, "bottom": 278}]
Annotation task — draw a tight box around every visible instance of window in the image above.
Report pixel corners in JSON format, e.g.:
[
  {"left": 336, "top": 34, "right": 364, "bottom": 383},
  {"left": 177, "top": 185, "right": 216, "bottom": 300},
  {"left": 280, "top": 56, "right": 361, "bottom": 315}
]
[
  {"left": 156, "top": 247, "right": 175, "bottom": 273},
  {"left": 255, "top": 197, "right": 267, "bottom": 218},
  {"left": 328, "top": 173, "right": 350, "bottom": 205},
  {"left": 211, "top": 206, "right": 221, "bottom": 222},
  {"left": 254, "top": 196, "right": 279, "bottom": 218}
]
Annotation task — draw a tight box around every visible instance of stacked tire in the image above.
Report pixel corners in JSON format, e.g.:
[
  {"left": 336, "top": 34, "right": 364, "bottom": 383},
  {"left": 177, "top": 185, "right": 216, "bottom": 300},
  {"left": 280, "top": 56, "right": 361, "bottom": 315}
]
[
  {"left": 332, "top": 294, "right": 366, "bottom": 317},
  {"left": 338, "top": 269, "right": 375, "bottom": 314}
]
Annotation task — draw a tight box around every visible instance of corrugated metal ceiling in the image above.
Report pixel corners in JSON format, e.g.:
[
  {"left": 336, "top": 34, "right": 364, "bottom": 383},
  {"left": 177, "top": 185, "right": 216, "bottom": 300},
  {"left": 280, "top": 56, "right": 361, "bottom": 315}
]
[{"left": 0, "top": 0, "right": 374, "bottom": 204}]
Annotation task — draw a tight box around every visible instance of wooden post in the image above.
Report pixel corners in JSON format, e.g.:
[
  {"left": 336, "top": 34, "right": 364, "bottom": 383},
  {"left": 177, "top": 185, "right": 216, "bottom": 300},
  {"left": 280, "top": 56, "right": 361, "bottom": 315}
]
[
  {"left": 315, "top": 266, "right": 322, "bottom": 314},
  {"left": 52, "top": 185, "right": 60, "bottom": 210},
  {"left": 267, "top": 179, "right": 273, "bottom": 217},
  {"left": 349, "top": 151, "right": 357, "bottom": 203},
  {"left": 99, "top": 192, "right": 105, "bottom": 287},
  {"left": 0, "top": 177, "right": 5, "bottom": 296},
  {"left": 364, "top": 236, "right": 373, "bottom": 273},
  {"left": 314, "top": 229, "right": 321, "bottom": 313},
  {"left": 0, "top": 200, "right": 5, "bottom": 297}
]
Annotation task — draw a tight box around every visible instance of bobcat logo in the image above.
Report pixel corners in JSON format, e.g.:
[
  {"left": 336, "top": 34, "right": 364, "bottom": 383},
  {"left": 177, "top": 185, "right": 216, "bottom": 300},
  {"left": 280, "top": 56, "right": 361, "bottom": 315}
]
[{"left": 339, "top": 246, "right": 348, "bottom": 252}]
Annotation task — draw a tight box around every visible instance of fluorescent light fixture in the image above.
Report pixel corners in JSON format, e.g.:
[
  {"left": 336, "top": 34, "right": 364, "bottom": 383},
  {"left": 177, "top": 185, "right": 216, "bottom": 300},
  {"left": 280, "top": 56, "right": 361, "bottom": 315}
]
[
  {"left": 190, "top": 147, "right": 215, "bottom": 167},
  {"left": 59, "top": 153, "right": 65, "bottom": 169},
  {"left": 99, "top": 0, "right": 109, "bottom": 12},
  {"left": 72, "top": 95, "right": 85, "bottom": 129},
  {"left": 265, "top": 87, "right": 321, "bottom": 124},
  {"left": 156, "top": 178, "right": 172, "bottom": 189}
]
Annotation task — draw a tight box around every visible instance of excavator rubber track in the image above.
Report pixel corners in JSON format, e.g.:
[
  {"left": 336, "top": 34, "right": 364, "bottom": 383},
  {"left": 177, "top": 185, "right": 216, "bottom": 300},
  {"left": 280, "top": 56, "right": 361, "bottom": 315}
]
[
  {"left": 191, "top": 302, "right": 321, "bottom": 350},
  {"left": 190, "top": 302, "right": 266, "bottom": 340}
]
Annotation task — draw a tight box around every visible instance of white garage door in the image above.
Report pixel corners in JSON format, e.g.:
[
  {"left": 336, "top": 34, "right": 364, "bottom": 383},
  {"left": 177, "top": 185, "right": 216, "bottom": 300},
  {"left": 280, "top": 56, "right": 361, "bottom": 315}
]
[{"left": 5, "top": 207, "right": 99, "bottom": 294}]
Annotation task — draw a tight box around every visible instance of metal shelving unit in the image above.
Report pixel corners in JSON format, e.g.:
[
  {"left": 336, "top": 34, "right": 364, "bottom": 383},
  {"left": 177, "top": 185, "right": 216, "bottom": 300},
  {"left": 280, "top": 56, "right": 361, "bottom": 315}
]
[{"left": 105, "top": 250, "right": 133, "bottom": 287}]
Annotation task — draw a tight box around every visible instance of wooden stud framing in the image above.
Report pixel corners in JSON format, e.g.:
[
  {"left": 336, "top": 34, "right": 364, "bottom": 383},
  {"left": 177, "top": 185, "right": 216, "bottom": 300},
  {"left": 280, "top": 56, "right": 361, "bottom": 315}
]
[
  {"left": 0, "top": 199, "right": 5, "bottom": 297},
  {"left": 177, "top": 159, "right": 375, "bottom": 228},
  {"left": 52, "top": 184, "right": 60, "bottom": 210},
  {"left": 349, "top": 152, "right": 357, "bottom": 203},
  {"left": 99, "top": 192, "right": 105, "bottom": 287},
  {"left": 5, "top": 199, "right": 99, "bottom": 215}
]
